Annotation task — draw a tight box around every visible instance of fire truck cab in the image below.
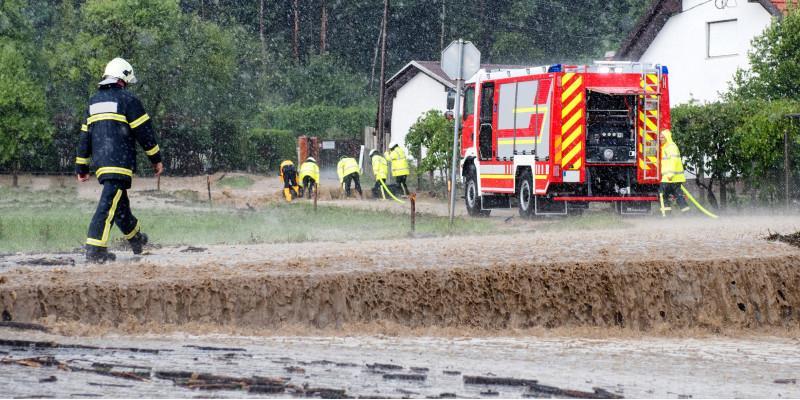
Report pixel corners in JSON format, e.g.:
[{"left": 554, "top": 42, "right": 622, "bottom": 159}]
[{"left": 460, "top": 62, "right": 670, "bottom": 217}]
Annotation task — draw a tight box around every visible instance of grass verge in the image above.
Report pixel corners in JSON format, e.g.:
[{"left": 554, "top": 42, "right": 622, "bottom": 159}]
[
  {"left": 0, "top": 187, "right": 494, "bottom": 253},
  {"left": 217, "top": 175, "right": 255, "bottom": 189}
]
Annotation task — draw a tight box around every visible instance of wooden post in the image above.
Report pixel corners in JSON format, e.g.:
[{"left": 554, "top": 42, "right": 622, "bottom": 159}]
[
  {"left": 376, "top": 0, "right": 390, "bottom": 151},
  {"left": 157, "top": 174, "right": 161, "bottom": 191},
  {"left": 207, "top": 174, "right": 212, "bottom": 207},
  {"left": 410, "top": 192, "right": 416, "bottom": 233},
  {"left": 314, "top": 182, "right": 319, "bottom": 212}
]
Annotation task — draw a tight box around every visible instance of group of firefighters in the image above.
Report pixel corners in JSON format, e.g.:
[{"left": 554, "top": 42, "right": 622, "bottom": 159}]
[
  {"left": 75, "top": 58, "right": 691, "bottom": 264},
  {"left": 277, "top": 142, "right": 410, "bottom": 202}
]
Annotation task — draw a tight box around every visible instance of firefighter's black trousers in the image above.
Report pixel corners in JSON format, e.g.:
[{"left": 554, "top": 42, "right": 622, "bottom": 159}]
[
  {"left": 372, "top": 179, "right": 385, "bottom": 199},
  {"left": 282, "top": 165, "right": 298, "bottom": 189},
  {"left": 395, "top": 175, "right": 409, "bottom": 195},
  {"left": 660, "top": 182, "right": 689, "bottom": 211},
  {"left": 302, "top": 176, "right": 316, "bottom": 198},
  {"left": 343, "top": 173, "right": 362, "bottom": 197},
  {"left": 86, "top": 180, "right": 140, "bottom": 248}
]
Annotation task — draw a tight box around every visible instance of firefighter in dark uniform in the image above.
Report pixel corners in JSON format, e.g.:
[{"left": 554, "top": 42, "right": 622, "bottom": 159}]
[
  {"left": 280, "top": 159, "right": 300, "bottom": 201},
  {"left": 75, "top": 58, "right": 163, "bottom": 263}
]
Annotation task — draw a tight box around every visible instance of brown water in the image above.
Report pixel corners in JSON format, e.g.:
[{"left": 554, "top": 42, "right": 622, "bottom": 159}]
[{"left": 1, "top": 328, "right": 798, "bottom": 398}]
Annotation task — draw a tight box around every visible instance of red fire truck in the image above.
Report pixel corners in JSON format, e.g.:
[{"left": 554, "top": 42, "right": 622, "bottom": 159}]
[{"left": 460, "top": 62, "right": 669, "bottom": 216}]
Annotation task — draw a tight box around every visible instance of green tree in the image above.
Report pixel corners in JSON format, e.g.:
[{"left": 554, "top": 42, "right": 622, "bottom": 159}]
[
  {"left": 0, "top": 0, "right": 50, "bottom": 185},
  {"left": 671, "top": 102, "right": 749, "bottom": 209},
  {"left": 729, "top": 6, "right": 800, "bottom": 101},
  {"left": 405, "top": 110, "right": 454, "bottom": 180}
]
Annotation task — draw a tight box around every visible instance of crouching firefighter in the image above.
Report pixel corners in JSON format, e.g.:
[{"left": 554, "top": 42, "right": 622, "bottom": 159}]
[
  {"left": 337, "top": 155, "right": 362, "bottom": 198},
  {"left": 370, "top": 149, "right": 388, "bottom": 199},
  {"left": 297, "top": 157, "right": 319, "bottom": 199},
  {"left": 280, "top": 159, "right": 300, "bottom": 201},
  {"left": 385, "top": 142, "right": 410, "bottom": 196},
  {"left": 75, "top": 58, "right": 163, "bottom": 263},
  {"left": 659, "top": 129, "right": 689, "bottom": 216}
]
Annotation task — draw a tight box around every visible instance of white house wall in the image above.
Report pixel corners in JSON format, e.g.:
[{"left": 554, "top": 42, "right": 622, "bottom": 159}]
[
  {"left": 639, "top": 0, "right": 774, "bottom": 106},
  {"left": 390, "top": 72, "right": 448, "bottom": 148}
]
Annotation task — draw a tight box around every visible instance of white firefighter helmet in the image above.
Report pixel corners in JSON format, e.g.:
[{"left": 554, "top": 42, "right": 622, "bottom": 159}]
[
  {"left": 389, "top": 141, "right": 399, "bottom": 149},
  {"left": 369, "top": 149, "right": 378, "bottom": 157},
  {"left": 102, "top": 58, "right": 137, "bottom": 84},
  {"left": 306, "top": 157, "right": 316, "bottom": 163}
]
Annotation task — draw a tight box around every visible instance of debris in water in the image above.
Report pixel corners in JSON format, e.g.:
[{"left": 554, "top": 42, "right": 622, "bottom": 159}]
[
  {"left": 39, "top": 376, "right": 57, "bottom": 383},
  {"left": 366, "top": 362, "right": 403, "bottom": 370},
  {"left": 284, "top": 366, "right": 306, "bottom": 374},
  {"left": 774, "top": 378, "right": 797, "bottom": 384},
  {"left": 766, "top": 231, "right": 800, "bottom": 248},
  {"left": 180, "top": 246, "right": 207, "bottom": 253},
  {"left": 183, "top": 345, "right": 246, "bottom": 352},
  {"left": 0, "top": 321, "right": 49, "bottom": 332},
  {"left": 480, "top": 389, "right": 500, "bottom": 396},
  {"left": 464, "top": 375, "right": 537, "bottom": 386},
  {"left": 18, "top": 257, "right": 75, "bottom": 266},
  {"left": 382, "top": 373, "right": 426, "bottom": 381},
  {"left": 443, "top": 370, "right": 461, "bottom": 375}
]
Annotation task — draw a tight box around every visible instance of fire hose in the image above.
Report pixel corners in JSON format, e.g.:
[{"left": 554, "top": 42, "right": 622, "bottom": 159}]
[
  {"left": 379, "top": 179, "right": 405, "bottom": 204},
  {"left": 681, "top": 184, "right": 718, "bottom": 219}
]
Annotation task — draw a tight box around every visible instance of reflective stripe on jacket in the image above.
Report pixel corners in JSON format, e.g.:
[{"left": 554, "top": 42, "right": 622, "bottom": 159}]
[
  {"left": 75, "top": 84, "right": 161, "bottom": 185},
  {"left": 372, "top": 154, "right": 388, "bottom": 181},
  {"left": 386, "top": 146, "right": 409, "bottom": 177},
  {"left": 660, "top": 136, "right": 686, "bottom": 184},
  {"left": 337, "top": 157, "right": 360, "bottom": 183},
  {"left": 298, "top": 161, "right": 320, "bottom": 184}
]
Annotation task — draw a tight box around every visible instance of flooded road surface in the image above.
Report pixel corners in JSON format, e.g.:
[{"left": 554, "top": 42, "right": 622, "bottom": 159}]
[{"left": 1, "top": 328, "right": 799, "bottom": 398}]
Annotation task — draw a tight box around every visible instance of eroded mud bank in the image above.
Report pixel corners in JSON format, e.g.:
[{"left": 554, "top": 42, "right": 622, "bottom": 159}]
[{"left": 1, "top": 255, "right": 797, "bottom": 332}]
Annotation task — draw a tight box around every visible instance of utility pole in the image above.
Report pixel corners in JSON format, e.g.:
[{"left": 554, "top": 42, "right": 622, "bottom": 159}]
[{"left": 376, "top": 0, "right": 390, "bottom": 151}]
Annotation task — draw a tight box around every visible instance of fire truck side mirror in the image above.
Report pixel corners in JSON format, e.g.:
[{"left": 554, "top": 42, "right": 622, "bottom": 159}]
[{"left": 446, "top": 89, "right": 456, "bottom": 111}]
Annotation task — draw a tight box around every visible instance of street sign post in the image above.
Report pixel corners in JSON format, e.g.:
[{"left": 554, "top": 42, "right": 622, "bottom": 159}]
[{"left": 441, "top": 39, "right": 480, "bottom": 225}]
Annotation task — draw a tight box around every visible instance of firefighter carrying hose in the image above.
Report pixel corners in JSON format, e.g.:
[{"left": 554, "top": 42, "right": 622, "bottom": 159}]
[
  {"left": 659, "top": 129, "right": 689, "bottom": 216},
  {"left": 337, "top": 155, "right": 362, "bottom": 198},
  {"left": 385, "top": 142, "right": 409, "bottom": 196},
  {"left": 280, "top": 159, "right": 300, "bottom": 202},
  {"left": 297, "top": 157, "right": 319, "bottom": 199},
  {"left": 75, "top": 58, "right": 162, "bottom": 264},
  {"left": 370, "top": 149, "right": 388, "bottom": 199}
]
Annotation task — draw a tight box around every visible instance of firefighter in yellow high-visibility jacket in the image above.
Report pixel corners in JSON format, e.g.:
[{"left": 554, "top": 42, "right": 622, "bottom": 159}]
[
  {"left": 659, "top": 129, "right": 689, "bottom": 216},
  {"left": 297, "top": 157, "right": 320, "bottom": 199},
  {"left": 385, "top": 142, "right": 410, "bottom": 195},
  {"left": 337, "top": 155, "right": 362, "bottom": 198},
  {"left": 280, "top": 159, "right": 300, "bottom": 202},
  {"left": 370, "top": 149, "right": 388, "bottom": 199}
]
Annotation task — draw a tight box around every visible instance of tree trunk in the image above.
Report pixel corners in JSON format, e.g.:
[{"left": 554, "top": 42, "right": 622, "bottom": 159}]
[
  {"left": 259, "top": 0, "right": 267, "bottom": 62},
  {"left": 429, "top": 170, "right": 434, "bottom": 191},
  {"left": 719, "top": 179, "right": 727, "bottom": 210},
  {"left": 319, "top": 0, "right": 328, "bottom": 54},
  {"left": 292, "top": 0, "right": 300, "bottom": 63}
]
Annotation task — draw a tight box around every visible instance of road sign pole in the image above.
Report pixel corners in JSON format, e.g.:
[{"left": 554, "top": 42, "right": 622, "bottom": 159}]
[{"left": 448, "top": 40, "right": 464, "bottom": 225}]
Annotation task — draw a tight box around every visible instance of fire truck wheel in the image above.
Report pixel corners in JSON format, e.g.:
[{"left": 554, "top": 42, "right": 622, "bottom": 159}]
[
  {"left": 464, "top": 166, "right": 490, "bottom": 217},
  {"left": 517, "top": 170, "right": 533, "bottom": 218}
]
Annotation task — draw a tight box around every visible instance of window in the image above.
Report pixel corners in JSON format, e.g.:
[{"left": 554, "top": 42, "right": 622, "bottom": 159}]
[
  {"left": 463, "top": 86, "right": 475, "bottom": 117},
  {"left": 708, "top": 19, "right": 738, "bottom": 58}
]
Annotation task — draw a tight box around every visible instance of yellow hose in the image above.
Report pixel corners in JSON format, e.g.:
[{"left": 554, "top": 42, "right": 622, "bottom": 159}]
[
  {"left": 379, "top": 179, "right": 405, "bottom": 204},
  {"left": 680, "top": 184, "right": 719, "bottom": 219}
]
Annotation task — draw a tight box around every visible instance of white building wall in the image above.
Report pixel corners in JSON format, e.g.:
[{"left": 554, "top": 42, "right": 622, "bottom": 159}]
[
  {"left": 390, "top": 72, "right": 448, "bottom": 148},
  {"left": 639, "top": 0, "right": 774, "bottom": 106}
]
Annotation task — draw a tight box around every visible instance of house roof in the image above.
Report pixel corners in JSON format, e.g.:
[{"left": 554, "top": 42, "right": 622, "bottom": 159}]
[
  {"left": 616, "top": 0, "right": 786, "bottom": 60},
  {"left": 387, "top": 60, "right": 527, "bottom": 89}
]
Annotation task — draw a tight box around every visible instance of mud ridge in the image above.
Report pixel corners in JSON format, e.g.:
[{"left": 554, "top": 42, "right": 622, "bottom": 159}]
[{"left": 1, "top": 256, "right": 799, "bottom": 332}]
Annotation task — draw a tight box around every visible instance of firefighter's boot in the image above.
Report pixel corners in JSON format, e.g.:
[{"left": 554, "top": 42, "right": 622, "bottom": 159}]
[
  {"left": 86, "top": 245, "right": 116, "bottom": 264},
  {"left": 298, "top": 187, "right": 305, "bottom": 198},
  {"left": 292, "top": 186, "right": 300, "bottom": 198},
  {"left": 129, "top": 232, "right": 148, "bottom": 255},
  {"left": 283, "top": 188, "right": 293, "bottom": 202}
]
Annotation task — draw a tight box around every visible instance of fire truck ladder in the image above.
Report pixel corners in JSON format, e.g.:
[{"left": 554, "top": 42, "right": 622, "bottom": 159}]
[{"left": 640, "top": 65, "right": 662, "bottom": 181}]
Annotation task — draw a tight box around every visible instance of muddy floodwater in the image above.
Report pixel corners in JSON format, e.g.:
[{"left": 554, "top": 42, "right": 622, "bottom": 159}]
[{"left": 1, "top": 328, "right": 799, "bottom": 398}]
